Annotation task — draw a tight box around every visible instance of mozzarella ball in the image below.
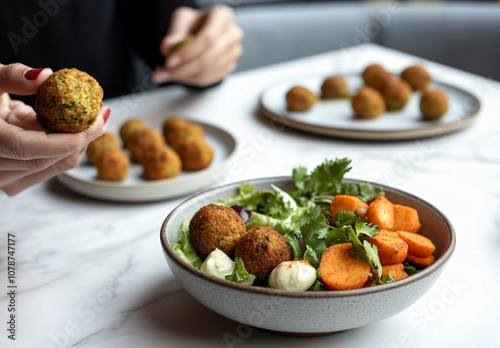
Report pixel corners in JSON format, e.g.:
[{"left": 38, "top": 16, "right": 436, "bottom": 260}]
[
  {"left": 200, "top": 248, "right": 236, "bottom": 279},
  {"left": 268, "top": 260, "right": 317, "bottom": 291}
]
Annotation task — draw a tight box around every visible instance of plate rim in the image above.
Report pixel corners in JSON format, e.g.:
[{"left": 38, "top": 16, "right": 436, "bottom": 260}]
[{"left": 259, "top": 73, "right": 481, "bottom": 140}]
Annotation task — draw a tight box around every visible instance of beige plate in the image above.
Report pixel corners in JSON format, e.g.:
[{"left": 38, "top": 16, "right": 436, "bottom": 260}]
[{"left": 259, "top": 74, "right": 480, "bottom": 140}]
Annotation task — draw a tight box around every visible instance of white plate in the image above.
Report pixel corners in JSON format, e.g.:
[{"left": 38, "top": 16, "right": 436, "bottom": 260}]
[
  {"left": 58, "top": 120, "right": 237, "bottom": 202},
  {"left": 259, "top": 74, "right": 480, "bottom": 140}
]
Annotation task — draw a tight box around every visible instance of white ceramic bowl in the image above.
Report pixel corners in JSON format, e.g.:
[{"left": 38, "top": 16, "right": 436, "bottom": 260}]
[{"left": 160, "top": 177, "right": 455, "bottom": 335}]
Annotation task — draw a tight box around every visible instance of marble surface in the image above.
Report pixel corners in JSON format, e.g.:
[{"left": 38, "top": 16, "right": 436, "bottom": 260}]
[{"left": 1, "top": 44, "right": 499, "bottom": 348}]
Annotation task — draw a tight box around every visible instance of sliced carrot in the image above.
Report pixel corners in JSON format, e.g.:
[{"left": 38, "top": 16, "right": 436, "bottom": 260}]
[
  {"left": 319, "top": 243, "right": 372, "bottom": 290},
  {"left": 370, "top": 230, "right": 408, "bottom": 265},
  {"left": 382, "top": 263, "right": 408, "bottom": 281},
  {"left": 397, "top": 231, "right": 435, "bottom": 258},
  {"left": 329, "top": 195, "right": 369, "bottom": 219},
  {"left": 366, "top": 196, "right": 394, "bottom": 230},
  {"left": 393, "top": 204, "right": 422, "bottom": 233},
  {"left": 405, "top": 253, "right": 435, "bottom": 268}
]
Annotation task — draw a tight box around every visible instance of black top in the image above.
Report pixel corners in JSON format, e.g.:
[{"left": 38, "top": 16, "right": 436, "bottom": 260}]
[{"left": 0, "top": 0, "right": 197, "bottom": 104}]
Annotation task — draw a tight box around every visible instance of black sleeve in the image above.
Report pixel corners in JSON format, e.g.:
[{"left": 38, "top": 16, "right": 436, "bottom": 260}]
[{"left": 122, "top": 0, "right": 198, "bottom": 70}]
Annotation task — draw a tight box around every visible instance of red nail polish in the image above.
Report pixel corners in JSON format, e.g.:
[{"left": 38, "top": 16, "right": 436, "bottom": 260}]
[
  {"left": 25, "top": 68, "right": 45, "bottom": 80},
  {"left": 103, "top": 108, "right": 111, "bottom": 123}
]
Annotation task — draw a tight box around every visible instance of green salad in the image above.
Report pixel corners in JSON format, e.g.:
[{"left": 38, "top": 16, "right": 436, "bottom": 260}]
[{"left": 173, "top": 158, "right": 423, "bottom": 291}]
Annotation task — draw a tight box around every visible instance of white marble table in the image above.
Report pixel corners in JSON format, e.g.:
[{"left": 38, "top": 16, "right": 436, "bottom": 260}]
[{"left": 1, "top": 44, "right": 499, "bottom": 348}]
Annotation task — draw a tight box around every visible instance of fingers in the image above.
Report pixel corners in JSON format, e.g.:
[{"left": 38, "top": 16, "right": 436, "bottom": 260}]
[
  {"left": 0, "top": 106, "right": 109, "bottom": 196},
  {"left": 153, "top": 5, "right": 243, "bottom": 86},
  {"left": 159, "top": 7, "right": 199, "bottom": 57},
  {"left": 1, "top": 149, "right": 85, "bottom": 196},
  {"left": 0, "top": 63, "right": 52, "bottom": 95},
  {"left": 0, "top": 106, "right": 109, "bottom": 160}
]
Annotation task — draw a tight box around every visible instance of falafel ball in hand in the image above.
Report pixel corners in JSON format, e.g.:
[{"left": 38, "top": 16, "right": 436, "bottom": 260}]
[{"left": 35, "top": 68, "right": 103, "bottom": 133}]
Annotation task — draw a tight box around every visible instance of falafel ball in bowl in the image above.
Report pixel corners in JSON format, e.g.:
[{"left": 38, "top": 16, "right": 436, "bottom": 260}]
[{"left": 35, "top": 68, "right": 103, "bottom": 133}]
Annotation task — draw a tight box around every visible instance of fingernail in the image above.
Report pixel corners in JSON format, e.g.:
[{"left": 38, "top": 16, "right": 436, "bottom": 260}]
[
  {"left": 168, "top": 56, "right": 181, "bottom": 69},
  {"left": 153, "top": 71, "right": 170, "bottom": 83},
  {"left": 103, "top": 108, "right": 111, "bottom": 123},
  {"left": 25, "top": 68, "right": 45, "bottom": 80}
]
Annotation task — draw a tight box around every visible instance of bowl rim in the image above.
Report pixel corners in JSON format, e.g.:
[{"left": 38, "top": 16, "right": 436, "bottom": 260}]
[{"left": 160, "top": 176, "right": 456, "bottom": 298}]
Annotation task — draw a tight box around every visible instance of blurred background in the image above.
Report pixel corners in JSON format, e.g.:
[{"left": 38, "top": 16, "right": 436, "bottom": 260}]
[{"left": 196, "top": 0, "right": 500, "bottom": 80}]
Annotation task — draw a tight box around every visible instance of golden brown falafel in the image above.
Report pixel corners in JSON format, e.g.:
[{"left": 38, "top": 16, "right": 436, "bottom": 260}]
[
  {"left": 175, "top": 138, "right": 214, "bottom": 171},
  {"left": 321, "top": 75, "right": 350, "bottom": 99},
  {"left": 142, "top": 146, "right": 182, "bottom": 180},
  {"left": 420, "top": 90, "right": 449, "bottom": 121},
  {"left": 235, "top": 226, "right": 293, "bottom": 284},
  {"left": 401, "top": 65, "right": 431, "bottom": 91},
  {"left": 162, "top": 116, "right": 188, "bottom": 139},
  {"left": 96, "top": 148, "right": 130, "bottom": 181},
  {"left": 352, "top": 86, "right": 386, "bottom": 119},
  {"left": 285, "top": 85, "right": 318, "bottom": 111},
  {"left": 165, "top": 122, "right": 205, "bottom": 151},
  {"left": 35, "top": 68, "right": 103, "bottom": 133},
  {"left": 120, "top": 118, "right": 148, "bottom": 147},
  {"left": 380, "top": 78, "right": 412, "bottom": 111},
  {"left": 86, "top": 133, "right": 120, "bottom": 165},
  {"left": 189, "top": 204, "right": 247, "bottom": 259},
  {"left": 362, "top": 64, "right": 391, "bottom": 90},
  {"left": 127, "top": 128, "right": 165, "bottom": 163}
]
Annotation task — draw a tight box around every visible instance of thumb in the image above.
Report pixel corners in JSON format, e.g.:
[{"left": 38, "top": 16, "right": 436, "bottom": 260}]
[{"left": 0, "top": 63, "right": 52, "bottom": 96}]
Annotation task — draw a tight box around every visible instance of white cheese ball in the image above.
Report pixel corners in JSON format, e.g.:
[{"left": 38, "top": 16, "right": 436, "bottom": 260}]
[
  {"left": 268, "top": 260, "right": 317, "bottom": 291},
  {"left": 200, "top": 248, "right": 236, "bottom": 279}
]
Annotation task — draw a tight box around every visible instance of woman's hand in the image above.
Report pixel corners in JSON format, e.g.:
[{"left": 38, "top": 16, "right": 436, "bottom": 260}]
[
  {"left": 0, "top": 63, "right": 109, "bottom": 196},
  {"left": 152, "top": 5, "right": 244, "bottom": 87}
]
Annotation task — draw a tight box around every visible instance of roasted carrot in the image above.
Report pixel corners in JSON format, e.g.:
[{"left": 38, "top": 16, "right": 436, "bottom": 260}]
[
  {"left": 393, "top": 204, "right": 422, "bottom": 233},
  {"left": 382, "top": 263, "right": 409, "bottom": 281},
  {"left": 366, "top": 196, "right": 395, "bottom": 230},
  {"left": 329, "top": 195, "right": 369, "bottom": 219},
  {"left": 319, "top": 243, "right": 372, "bottom": 290},
  {"left": 397, "top": 231, "right": 435, "bottom": 258},
  {"left": 405, "top": 253, "right": 435, "bottom": 268},
  {"left": 370, "top": 230, "right": 408, "bottom": 265}
]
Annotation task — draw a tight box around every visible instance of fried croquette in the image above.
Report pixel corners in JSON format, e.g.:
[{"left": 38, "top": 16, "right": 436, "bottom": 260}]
[
  {"left": 189, "top": 204, "right": 246, "bottom": 259},
  {"left": 321, "top": 75, "right": 350, "bottom": 99},
  {"left": 286, "top": 85, "right": 318, "bottom": 111},
  {"left": 169, "top": 34, "right": 195, "bottom": 54},
  {"left": 120, "top": 118, "right": 148, "bottom": 147},
  {"left": 35, "top": 68, "right": 103, "bottom": 133},
  {"left": 96, "top": 148, "right": 130, "bottom": 181},
  {"left": 235, "top": 226, "right": 293, "bottom": 284},
  {"left": 362, "top": 64, "right": 391, "bottom": 90},
  {"left": 352, "top": 86, "right": 386, "bottom": 119},
  {"left": 420, "top": 90, "right": 449, "bottom": 121},
  {"left": 380, "top": 79, "right": 412, "bottom": 111},
  {"left": 164, "top": 122, "right": 204, "bottom": 150},
  {"left": 175, "top": 138, "right": 214, "bottom": 171},
  {"left": 86, "top": 133, "right": 120, "bottom": 165},
  {"left": 142, "top": 146, "right": 182, "bottom": 180},
  {"left": 127, "top": 128, "right": 165, "bottom": 163},
  {"left": 401, "top": 65, "right": 431, "bottom": 91},
  {"left": 162, "top": 116, "right": 188, "bottom": 139}
]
